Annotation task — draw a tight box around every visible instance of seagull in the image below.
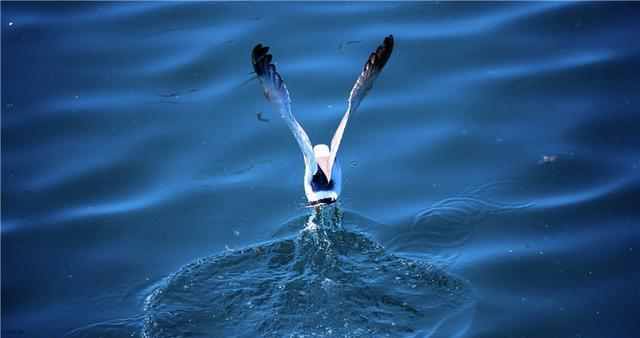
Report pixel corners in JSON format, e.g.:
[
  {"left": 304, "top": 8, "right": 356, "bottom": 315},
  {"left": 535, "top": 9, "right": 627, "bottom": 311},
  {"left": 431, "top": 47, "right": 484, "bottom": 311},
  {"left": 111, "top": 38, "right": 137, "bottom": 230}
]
[{"left": 252, "top": 35, "right": 394, "bottom": 207}]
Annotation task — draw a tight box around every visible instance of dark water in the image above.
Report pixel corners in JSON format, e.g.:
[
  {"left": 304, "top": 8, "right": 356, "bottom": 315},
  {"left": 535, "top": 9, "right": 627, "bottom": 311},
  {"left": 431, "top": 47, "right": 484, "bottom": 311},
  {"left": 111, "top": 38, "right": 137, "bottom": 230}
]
[{"left": 2, "top": 2, "right": 639, "bottom": 338}]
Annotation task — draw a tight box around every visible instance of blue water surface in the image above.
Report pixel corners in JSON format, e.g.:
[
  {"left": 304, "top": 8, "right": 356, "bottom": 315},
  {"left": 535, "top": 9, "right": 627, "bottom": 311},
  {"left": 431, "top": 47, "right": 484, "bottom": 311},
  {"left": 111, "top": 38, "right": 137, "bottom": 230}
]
[{"left": 2, "top": 2, "right": 639, "bottom": 338}]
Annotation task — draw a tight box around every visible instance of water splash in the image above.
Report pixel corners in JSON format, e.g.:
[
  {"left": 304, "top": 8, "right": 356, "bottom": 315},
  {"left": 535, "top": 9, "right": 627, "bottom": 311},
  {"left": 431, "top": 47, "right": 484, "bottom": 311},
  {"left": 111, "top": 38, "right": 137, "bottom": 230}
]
[{"left": 143, "top": 207, "right": 476, "bottom": 337}]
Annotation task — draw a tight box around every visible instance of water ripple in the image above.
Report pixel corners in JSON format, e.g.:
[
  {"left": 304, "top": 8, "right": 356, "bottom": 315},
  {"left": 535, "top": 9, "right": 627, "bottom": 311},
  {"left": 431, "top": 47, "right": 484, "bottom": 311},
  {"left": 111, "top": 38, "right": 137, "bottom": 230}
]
[
  {"left": 383, "top": 182, "right": 533, "bottom": 254},
  {"left": 3, "top": 2, "right": 639, "bottom": 337},
  {"left": 349, "top": 2, "right": 572, "bottom": 40}
]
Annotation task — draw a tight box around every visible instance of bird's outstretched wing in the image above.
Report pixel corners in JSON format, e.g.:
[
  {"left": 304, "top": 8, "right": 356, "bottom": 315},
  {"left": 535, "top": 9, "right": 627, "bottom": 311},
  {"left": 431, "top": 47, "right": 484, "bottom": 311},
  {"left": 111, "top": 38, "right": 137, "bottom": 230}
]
[
  {"left": 252, "top": 44, "right": 316, "bottom": 170},
  {"left": 321, "top": 35, "right": 394, "bottom": 182}
]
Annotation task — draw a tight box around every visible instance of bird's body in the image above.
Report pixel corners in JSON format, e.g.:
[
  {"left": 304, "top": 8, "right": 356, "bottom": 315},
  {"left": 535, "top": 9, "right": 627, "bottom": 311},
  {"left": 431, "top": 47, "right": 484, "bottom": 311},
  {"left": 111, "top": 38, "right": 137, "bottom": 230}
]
[
  {"left": 304, "top": 144, "right": 342, "bottom": 206},
  {"left": 252, "top": 35, "right": 394, "bottom": 206}
]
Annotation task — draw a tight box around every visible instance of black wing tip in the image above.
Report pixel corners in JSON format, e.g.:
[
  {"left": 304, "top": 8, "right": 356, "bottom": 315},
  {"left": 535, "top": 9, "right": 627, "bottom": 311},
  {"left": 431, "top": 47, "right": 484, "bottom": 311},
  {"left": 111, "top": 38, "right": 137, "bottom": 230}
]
[
  {"left": 384, "top": 34, "right": 394, "bottom": 48},
  {"left": 378, "top": 34, "right": 394, "bottom": 67},
  {"left": 365, "top": 34, "right": 394, "bottom": 72},
  {"left": 251, "top": 43, "right": 288, "bottom": 95},
  {"left": 252, "top": 43, "right": 268, "bottom": 57},
  {"left": 252, "top": 43, "right": 271, "bottom": 76}
]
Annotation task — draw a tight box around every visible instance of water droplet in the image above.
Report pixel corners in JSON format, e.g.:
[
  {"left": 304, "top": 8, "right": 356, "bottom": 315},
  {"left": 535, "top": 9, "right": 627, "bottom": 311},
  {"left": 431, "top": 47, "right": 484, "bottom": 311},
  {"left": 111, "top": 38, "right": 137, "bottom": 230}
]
[
  {"left": 234, "top": 230, "right": 240, "bottom": 236},
  {"left": 9, "top": 22, "right": 13, "bottom": 26},
  {"left": 349, "top": 160, "right": 360, "bottom": 167}
]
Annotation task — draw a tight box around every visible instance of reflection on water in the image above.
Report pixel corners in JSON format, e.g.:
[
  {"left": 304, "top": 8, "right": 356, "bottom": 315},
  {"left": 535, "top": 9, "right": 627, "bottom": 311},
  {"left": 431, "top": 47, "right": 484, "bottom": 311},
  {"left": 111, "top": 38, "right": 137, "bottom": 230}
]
[{"left": 143, "top": 207, "right": 475, "bottom": 338}]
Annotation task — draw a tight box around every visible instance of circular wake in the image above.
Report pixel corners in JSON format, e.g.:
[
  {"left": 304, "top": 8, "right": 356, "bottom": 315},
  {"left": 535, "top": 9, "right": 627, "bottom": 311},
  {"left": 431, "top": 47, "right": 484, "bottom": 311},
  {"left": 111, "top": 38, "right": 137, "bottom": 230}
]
[{"left": 143, "top": 209, "right": 476, "bottom": 337}]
